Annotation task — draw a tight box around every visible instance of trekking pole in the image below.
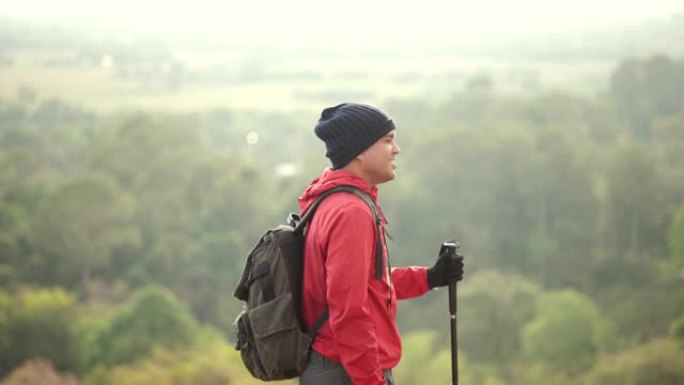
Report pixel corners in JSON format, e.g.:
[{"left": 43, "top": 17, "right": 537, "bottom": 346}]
[
  {"left": 441, "top": 241, "right": 460, "bottom": 385},
  {"left": 449, "top": 280, "right": 458, "bottom": 385}
]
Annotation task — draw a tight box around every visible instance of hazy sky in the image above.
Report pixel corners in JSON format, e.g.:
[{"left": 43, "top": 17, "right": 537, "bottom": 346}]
[{"left": 1, "top": 0, "right": 683, "bottom": 45}]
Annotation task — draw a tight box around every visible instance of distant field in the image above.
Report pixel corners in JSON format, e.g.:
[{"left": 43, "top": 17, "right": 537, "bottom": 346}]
[{"left": 0, "top": 49, "right": 613, "bottom": 113}]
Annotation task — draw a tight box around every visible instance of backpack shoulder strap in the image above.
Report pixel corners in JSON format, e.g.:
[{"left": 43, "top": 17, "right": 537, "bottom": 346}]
[
  {"left": 295, "top": 186, "right": 363, "bottom": 232},
  {"left": 295, "top": 185, "right": 384, "bottom": 279},
  {"left": 342, "top": 188, "right": 384, "bottom": 280},
  {"left": 297, "top": 185, "right": 386, "bottom": 337},
  {"left": 307, "top": 308, "right": 329, "bottom": 338}
]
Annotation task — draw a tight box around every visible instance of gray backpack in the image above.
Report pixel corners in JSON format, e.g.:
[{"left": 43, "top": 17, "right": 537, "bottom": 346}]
[{"left": 232, "top": 186, "right": 383, "bottom": 380}]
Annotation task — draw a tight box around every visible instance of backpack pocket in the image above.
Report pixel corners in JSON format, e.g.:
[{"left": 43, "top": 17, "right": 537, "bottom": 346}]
[
  {"left": 234, "top": 293, "right": 312, "bottom": 380},
  {"left": 234, "top": 309, "right": 267, "bottom": 379}
]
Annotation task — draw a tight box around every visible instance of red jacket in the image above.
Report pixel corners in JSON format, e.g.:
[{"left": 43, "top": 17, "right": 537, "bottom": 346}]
[{"left": 299, "top": 169, "right": 430, "bottom": 385}]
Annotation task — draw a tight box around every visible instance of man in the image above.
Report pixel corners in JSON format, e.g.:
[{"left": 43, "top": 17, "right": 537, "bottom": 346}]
[{"left": 298, "top": 103, "right": 464, "bottom": 385}]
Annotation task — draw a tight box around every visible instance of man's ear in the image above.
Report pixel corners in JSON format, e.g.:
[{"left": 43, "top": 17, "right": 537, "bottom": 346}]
[
  {"left": 349, "top": 151, "right": 365, "bottom": 164},
  {"left": 357, "top": 146, "right": 372, "bottom": 163},
  {"left": 343, "top": 155, "right": 364, "bottom": 173}
]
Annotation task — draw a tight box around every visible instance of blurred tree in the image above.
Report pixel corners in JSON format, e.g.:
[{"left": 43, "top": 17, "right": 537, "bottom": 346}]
[
  {"left": 131, "top": 153, "right": 269, "bottom": 245},
  {"left": 579, "top": 101, "right": 628, "bottom": 145},
  {"left": 2, "top": 68, "right": 684, "bottom": 383},
  {"left": 594, "top": 261, "right": 684, "bottom": 343},
  {"left": 83, "top": 339, "right": 269, "bottom": 385},
  {"left": 396, "top": 122, "right": 536, "bottom": 271},
  {"left": 0, "top": 288, "right": 79, "bottom": 373},
  {"left": 458, "top": 271, "right": 541, "bottom": 374},
  {"left": 609, "top": 55, "right": 684, "bottom": 138},
  {"left": 0, "top": 202, "right": 29, "bottom": 287},
  {"left": 31, "top": 98, "right": 95, "bottom": 131},
  {"left": 85, "top": 362, "right": 169, "bottom": 385},
  {"left": 581, "top": 339, "right": 684, "bottom": 385},
  {"left": 670, "top": 315, "right": 684, "bottom": 343},
  {"left": 0, "top": 148, "right": 51, "bottom": 210},
  {"left": 652, "top": 114, "right": 684, "bottom": 165},
  {"left": 0, "top": 100, "right": 95, "bottom": 191},
  {"left": 73, "top": 311, "right": 109, "bottom": 376},
  {"left": 651, "top": 114, "right": 684, "bottom": 204},
  {"left": 393, "top": 331, "right": 445, "bottom": 385},
  {"left": 393, "top": 331, "right": 505, "bottom": 385},
  {"left": 0, "top": 291, "right": 10, "bottom": 361},
  {"left": 0, "top": 359, "right": 78, "bottom": 385},
  {"left": 599, "top": 142, "right": 669, "bottom": 260},
  {"left": 522, "top": 290, "right": 609, "bottom": 375},
  {"left": 96, "top": 286, "right": 199, "bottom": 366},
  {"left": 86, "top": 114, "right": 203, "bottom": 190},
  {"left": 0, "top": 100, "right": 27, "bottom": 130},
  {"left": 31, "top": 174, "right": 140, "bottom": 288},
  {"left": 127, "top": 149, "right": 271, "bottom": 329},
  {"left": 396, "top": 92, "right": 599, "bottom": 288},
  {"left": 522, "top": 113, "right": 598, "bottom": 288},
  {"left": 668, "top": 206, "right": 684, "bottom": 266}
]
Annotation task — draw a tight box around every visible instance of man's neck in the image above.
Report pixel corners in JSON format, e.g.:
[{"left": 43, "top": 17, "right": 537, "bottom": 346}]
[{"left": 341, "top": 163, "right": 376, "bottom": 188}]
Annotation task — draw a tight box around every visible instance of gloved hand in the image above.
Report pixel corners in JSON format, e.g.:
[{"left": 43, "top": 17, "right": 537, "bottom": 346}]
[{"left": 427, "top": 243, "right": 464, "bottom": 289}]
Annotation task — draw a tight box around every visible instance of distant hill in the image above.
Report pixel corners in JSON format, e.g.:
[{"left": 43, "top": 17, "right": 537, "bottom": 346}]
[{"left": 1, "top": 14, "right": 682, "bottom": 112}]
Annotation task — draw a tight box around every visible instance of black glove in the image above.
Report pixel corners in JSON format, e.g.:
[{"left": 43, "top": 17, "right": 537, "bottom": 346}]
[{"left": 427, "top": 243, "right": 464, "bottom": 289}]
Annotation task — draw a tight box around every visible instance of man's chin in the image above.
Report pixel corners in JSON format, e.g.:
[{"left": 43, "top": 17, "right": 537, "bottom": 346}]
[
  {"left": 376, "top": 173, "right": 396, "bottom": 185},
  {"left": 387, "top": 171, "right": 397, "bottom": 181}
]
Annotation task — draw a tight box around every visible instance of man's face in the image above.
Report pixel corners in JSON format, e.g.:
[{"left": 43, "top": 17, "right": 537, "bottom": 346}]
[{"left": 357, "top": 130, "right": 400, "bottom": 186}]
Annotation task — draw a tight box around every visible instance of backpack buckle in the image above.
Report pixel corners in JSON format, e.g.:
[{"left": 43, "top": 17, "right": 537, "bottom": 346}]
[{"left": 287, "top": 213, "right": 301, "bottom": 227}]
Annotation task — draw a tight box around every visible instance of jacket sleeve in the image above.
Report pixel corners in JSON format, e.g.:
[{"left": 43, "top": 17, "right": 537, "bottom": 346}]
[
  {"left": 391, "top": 266, "right": 430, "bottom": 300},
  {"left": 325, "top": 204, "right": 386, "bottom": 385}
]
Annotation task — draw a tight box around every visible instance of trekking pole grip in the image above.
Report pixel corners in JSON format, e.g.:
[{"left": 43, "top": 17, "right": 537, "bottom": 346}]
[{"left": 440, "top": 240, "right": 459, "bottom": 385}]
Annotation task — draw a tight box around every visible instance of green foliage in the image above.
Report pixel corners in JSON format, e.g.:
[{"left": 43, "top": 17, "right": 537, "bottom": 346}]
[
  {"left": 394, "top": 331, "right": 447, "bottom": 385},
  {"left": 0, "top": 202, "right": 29, "bottom": 287},
  {"left": 670, "top": 315, "right": 684, "bottom": 342},
  {"left": 394, "top": 331, "right": 505, "bottom": 385},
  {"left": 609, "top": 55, "right": 684, "bottom": 138},
  {"left": 31, "top": 174, "right": 140, "bottom": 288},
  {"left": 459, "top": 270, "right": 541, "bottom": 368},
  {"left": 73, "top": 314, "right": 107, "bottom": 376},
  {"left": 391, "top": 92, "right": 599, "bottom": 289},
  {"left": 668, "top": 206, "right": 684, "bottom": 265},
  {"left": 0, "top": 288, "right": 79, "bottom": 373},
  {"left": 522, "top": 290, "right": 609, "bottom": 374},
  {"left": 595, "top": 269, "right": 684, "bottom": 344},
  {"left": 96, "top": 286, "right": 199, "bottom": 366},
  {"left": 1, "top": 49, "right": 684, "bottom": 383},
  {"left": 0, "top": 291, "right": 11, "bottom": 362},
  {"left": 0, "top": 359, "right": 78, "bottom": 385},
  {"left": 83, "top": 340, "right": 274, "bottom": 385},
  {"left": 581, "top": 339, "right": 684, "bottom": 385},
  {"left": 86, "top": 114, "right": 203, "bottom": 190},
  {"left": 601, "top": 142, "right": 669, "bottom": 259}
]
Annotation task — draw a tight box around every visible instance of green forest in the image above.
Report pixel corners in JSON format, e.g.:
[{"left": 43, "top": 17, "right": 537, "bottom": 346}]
[{"left": 2, "top": 16, "right": 684, "bottom": 385}]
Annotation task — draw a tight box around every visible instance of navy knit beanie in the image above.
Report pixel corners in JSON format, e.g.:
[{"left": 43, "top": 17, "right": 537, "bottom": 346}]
[{"left": 314, "top": 103, "right": 395, "bottom": 169}]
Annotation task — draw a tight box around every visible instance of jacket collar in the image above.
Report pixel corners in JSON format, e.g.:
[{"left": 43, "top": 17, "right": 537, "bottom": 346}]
[{"left": 298, "top": 168, "right": 378, "bottom": 213}]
